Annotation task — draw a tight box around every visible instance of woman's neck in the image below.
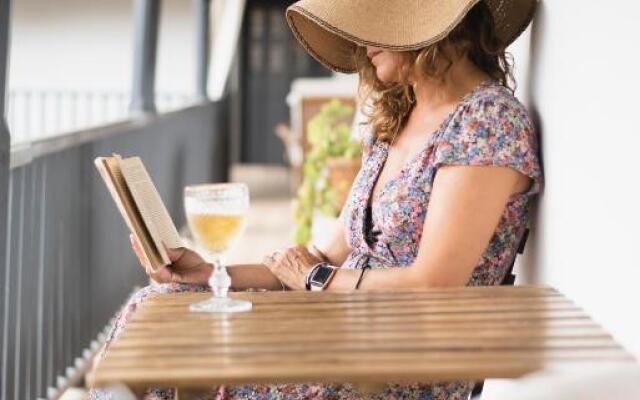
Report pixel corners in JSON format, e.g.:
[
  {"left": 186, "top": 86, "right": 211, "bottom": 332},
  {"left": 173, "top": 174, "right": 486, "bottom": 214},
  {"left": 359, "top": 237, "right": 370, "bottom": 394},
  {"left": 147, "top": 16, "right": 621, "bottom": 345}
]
[{"left": 411, "top": 57, "right": 490, "bottom": 112}]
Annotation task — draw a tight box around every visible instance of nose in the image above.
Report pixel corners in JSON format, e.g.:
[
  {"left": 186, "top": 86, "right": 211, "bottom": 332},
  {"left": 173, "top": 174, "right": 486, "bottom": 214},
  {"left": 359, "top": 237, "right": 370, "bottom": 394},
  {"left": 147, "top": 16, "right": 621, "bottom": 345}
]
[{"left": 366, "top": 46, "right": 382, "bottom": 59}]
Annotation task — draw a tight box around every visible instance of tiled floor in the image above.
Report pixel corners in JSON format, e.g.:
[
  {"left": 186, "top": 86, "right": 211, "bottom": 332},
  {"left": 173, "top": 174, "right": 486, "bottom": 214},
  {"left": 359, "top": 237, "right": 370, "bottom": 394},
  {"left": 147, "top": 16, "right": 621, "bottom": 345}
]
[{"left": 226, "top": 196, "right": 294, "bottom": 264}]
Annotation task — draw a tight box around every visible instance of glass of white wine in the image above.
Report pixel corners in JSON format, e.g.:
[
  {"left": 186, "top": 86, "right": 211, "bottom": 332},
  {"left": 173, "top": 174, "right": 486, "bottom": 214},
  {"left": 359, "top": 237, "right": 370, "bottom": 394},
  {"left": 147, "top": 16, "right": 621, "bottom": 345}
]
[{"left": 184, "top": 183, "right": 251, "bottom": 313}]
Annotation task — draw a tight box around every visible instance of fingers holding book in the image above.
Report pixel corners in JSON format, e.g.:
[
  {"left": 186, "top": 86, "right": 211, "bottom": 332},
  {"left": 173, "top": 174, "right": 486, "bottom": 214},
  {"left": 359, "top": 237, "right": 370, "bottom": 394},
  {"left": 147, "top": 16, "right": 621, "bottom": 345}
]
[
  {"left": 164, "top": 246, "right": 213, "bottom": 285},
  {"left": 129, "top": 234, "right": 212, "bottom": 285}
]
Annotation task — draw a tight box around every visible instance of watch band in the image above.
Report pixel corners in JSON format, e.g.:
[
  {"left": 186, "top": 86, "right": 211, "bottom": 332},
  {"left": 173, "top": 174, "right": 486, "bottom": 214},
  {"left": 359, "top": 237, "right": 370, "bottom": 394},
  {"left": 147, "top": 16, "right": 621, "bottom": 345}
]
[{"left": 305, "top": 264, "right": 321, "bottom": 290}]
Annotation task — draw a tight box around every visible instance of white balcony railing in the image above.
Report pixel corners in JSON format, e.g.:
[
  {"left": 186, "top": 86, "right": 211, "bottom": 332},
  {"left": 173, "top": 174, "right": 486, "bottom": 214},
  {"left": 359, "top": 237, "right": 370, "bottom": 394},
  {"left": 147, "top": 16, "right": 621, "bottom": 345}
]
[{"left": 7, "top": 89, "right": 193, "bottom": 145}]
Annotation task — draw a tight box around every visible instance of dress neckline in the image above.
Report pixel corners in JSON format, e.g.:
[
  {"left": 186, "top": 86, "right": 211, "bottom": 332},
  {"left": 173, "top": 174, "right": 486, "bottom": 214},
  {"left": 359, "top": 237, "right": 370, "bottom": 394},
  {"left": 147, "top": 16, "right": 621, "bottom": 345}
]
[{"left": 368, "top": 79, "right": 496, "bottom": 206}]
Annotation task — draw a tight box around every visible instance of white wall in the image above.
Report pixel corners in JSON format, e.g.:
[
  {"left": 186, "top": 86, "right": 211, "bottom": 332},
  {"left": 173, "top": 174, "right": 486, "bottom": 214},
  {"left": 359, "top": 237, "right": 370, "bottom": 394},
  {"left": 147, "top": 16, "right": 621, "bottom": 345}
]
[{"left": 515, "top": 0, "right": 640, "bottom": 358}]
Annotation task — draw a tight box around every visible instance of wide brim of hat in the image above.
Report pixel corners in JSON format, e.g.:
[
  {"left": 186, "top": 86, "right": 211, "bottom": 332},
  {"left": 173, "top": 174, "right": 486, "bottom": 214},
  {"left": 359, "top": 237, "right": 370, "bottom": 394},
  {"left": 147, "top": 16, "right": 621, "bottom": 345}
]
[{"left": 286, "top": 0, "right": 537, "bottom": 74}]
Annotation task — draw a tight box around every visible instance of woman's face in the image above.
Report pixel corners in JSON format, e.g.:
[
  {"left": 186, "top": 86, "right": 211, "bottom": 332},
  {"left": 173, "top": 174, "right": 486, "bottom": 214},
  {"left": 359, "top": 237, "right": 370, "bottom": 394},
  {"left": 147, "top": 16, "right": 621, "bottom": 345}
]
[{"left": 366, "top": 46, "right": 407, "bottom": 83}]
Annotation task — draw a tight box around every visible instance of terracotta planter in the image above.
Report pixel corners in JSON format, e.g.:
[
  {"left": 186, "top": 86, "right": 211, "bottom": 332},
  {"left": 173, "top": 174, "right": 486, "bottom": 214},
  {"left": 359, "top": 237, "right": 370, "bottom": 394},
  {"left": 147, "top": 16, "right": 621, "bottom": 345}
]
[{"left": 325, "top": 157, "right": 361, "bottom": 210}]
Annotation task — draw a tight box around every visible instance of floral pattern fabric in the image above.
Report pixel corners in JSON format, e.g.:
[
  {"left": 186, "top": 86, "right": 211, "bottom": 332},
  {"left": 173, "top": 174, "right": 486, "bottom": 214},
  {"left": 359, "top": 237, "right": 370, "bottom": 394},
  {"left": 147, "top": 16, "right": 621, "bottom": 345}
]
[{"left": 90, "top": 80, "right": 541, "bottom": 400}]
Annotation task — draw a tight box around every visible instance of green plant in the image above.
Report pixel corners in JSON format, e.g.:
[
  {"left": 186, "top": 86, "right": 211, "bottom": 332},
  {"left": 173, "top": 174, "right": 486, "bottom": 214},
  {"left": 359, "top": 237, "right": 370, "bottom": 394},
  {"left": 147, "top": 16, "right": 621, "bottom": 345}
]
[{"left": 293, "top": 99, "right": 361, "bottom": 245}]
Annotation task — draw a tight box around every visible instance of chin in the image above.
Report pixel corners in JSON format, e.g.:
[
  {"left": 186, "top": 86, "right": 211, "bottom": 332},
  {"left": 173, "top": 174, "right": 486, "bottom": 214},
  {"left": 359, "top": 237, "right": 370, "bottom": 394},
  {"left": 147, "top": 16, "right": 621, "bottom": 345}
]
[{"left": 375, "top": 67, "right": 397, "bottom": 83}]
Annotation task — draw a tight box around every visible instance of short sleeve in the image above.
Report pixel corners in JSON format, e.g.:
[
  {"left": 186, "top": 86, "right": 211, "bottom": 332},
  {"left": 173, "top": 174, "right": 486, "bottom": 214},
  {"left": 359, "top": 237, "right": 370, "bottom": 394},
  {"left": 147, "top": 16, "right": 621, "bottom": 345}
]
[
  {"left": 433, "top": 93, "right": 542, "bottom": 195},
  {"left": 359, "top": 124, "right": 377, "bottom": 159}
]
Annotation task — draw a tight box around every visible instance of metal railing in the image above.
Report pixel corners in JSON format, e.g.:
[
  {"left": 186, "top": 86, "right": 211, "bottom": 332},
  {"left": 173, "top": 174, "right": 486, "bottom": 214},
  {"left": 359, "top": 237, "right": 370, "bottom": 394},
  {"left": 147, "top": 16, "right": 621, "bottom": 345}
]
[
  {"left": 0, "top": 0, "right": 241, "bottom": 398},
  {"left": 7, "top": 89, "right": 193, "bottom": 144}
]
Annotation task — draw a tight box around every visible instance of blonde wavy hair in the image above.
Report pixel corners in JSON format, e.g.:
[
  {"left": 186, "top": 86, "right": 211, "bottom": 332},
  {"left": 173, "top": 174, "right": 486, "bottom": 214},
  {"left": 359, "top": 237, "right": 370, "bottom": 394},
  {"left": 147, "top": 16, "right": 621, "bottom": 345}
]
[{"left": 355, "top": 2, "right": 515, "bottom": 142}]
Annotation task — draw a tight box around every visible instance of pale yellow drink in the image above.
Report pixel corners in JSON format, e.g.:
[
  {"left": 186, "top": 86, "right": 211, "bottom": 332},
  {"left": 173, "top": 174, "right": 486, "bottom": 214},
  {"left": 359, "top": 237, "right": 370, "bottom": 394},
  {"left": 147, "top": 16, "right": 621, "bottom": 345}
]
[{"left": 187, "top": 213, "right": 246, "bottom": 253}]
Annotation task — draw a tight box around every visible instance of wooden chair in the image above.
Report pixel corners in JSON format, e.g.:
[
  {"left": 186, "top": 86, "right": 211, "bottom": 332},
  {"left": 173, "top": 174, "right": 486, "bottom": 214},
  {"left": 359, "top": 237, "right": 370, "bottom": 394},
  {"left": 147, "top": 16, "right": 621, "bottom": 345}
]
[{"left": 470, "top": 228, "right": 530, "bottom": 398}]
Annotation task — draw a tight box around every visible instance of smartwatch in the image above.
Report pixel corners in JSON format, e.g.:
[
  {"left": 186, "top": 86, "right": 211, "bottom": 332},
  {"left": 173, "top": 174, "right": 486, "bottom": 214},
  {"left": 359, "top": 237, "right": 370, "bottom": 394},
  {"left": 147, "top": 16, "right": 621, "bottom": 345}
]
[{"left": 305, "top": 262, "right": 337, "bottom": 291}]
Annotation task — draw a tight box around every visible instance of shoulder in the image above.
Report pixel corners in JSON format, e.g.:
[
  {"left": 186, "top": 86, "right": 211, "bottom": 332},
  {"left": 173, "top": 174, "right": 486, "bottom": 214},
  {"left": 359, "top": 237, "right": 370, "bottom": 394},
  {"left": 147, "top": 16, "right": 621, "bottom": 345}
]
[
  {"left": 434, "top": 82, "right": 542, "bottom": 192},
  {"left": 439, "top": 82, "right": 537, "bottom": 153},
  {"left": 447, "top": 83, "right": 533, "bottom": 140}
]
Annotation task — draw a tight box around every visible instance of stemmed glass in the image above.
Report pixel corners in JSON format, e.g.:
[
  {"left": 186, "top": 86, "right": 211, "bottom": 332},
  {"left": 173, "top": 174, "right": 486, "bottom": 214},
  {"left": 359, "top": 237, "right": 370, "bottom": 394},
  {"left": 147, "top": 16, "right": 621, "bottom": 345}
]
[{"left": 184, "top": 183, "right": 252, "bottom": 313}]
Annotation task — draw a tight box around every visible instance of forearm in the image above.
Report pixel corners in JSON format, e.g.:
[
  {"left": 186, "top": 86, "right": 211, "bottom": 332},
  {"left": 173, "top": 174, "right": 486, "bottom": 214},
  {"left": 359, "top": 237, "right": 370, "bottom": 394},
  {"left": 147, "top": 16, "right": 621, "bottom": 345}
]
[
  {"left": 227, "top": 264, "right": 284, "bottom": 291},
  {"left": 313, "top": 245, "right": 349, "bottom": 268},
  {"left": 312, "top": 219, "right": 351, "bottom": 267},
  {"left": 328, "top": 264, "right": 462, "bottom": 292}
]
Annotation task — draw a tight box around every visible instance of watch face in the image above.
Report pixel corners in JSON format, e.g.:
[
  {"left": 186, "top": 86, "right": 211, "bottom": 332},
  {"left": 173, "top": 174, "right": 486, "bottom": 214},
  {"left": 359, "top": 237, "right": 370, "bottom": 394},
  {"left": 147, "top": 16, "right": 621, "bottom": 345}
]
[{"left": 311, "top": 265, "right": 333, "bottom": 284}]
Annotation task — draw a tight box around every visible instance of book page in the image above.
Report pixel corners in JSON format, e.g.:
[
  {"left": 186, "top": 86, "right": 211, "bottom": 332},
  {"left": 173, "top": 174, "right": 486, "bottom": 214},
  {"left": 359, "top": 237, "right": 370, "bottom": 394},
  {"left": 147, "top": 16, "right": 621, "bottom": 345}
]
[
  {"left": 94, "top": 156, "right": 164, "bottom": 269},
  {"left": 118, "top": 157, "right": 182, "bottom": 265}
]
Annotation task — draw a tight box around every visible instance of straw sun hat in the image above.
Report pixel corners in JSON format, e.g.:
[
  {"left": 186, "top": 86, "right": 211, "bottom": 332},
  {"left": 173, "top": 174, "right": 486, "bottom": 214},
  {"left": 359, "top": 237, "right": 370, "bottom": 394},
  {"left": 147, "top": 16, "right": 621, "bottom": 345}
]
[{"left": 286, "top": 0, "right": 536, "bottom": 73}]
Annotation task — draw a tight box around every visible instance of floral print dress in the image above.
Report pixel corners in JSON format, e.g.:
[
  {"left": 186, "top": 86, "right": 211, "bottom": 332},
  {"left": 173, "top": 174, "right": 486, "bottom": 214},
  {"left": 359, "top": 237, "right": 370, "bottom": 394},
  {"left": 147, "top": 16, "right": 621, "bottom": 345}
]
[{"left": 90, "top": 80, "right": 542, "bottom": 400}]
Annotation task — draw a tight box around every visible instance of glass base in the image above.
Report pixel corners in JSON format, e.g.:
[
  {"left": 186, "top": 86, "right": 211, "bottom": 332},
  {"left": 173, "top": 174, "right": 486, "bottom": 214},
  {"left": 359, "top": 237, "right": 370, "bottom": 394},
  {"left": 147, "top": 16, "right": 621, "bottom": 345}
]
[{"left": 189, "top": 296, "right": 252, "bottom": 313}]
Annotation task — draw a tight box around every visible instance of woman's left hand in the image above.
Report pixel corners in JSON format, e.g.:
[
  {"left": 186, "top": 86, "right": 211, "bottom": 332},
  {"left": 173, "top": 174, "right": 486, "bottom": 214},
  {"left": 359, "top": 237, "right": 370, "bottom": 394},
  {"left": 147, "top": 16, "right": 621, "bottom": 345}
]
[{"left": 262, "top": 246, "right": 322, "bottom": 290}]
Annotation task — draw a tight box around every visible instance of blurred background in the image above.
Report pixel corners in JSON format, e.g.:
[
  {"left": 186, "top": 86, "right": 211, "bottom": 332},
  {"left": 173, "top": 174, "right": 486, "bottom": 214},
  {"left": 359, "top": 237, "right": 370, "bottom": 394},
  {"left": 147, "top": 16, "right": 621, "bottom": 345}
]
[{"left": 0, "top": 0, "right": 639, "bottom": 399}]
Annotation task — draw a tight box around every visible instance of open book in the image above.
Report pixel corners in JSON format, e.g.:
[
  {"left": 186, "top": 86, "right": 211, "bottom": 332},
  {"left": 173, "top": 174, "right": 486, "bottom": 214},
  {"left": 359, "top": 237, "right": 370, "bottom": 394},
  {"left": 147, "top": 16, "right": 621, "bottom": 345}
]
[{"left": 94, "top": 154, "right": 182, "bottom": 271}]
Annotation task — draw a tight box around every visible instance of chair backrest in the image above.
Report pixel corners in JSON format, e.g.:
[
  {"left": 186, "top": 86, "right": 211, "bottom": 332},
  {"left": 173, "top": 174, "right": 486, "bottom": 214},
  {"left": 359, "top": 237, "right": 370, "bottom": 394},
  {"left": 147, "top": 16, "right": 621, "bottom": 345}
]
[
  {"left": 500, "top": 228, "right": 529, "bottom": 286},
  {"left": 471, "top": 228, "right": 530, "bottom": 398}
]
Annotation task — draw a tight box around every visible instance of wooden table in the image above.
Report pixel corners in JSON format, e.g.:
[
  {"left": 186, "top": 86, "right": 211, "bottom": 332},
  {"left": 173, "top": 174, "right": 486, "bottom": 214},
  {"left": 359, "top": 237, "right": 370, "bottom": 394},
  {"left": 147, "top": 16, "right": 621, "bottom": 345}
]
[{"left": 88, "top": 286, "right": 635, "bottom": 396}]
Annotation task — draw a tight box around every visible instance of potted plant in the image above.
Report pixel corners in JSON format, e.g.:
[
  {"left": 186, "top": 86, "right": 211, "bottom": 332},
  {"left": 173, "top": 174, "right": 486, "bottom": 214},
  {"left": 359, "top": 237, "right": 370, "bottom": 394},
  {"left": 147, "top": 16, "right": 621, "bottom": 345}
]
[{"left": 293, "top": 99, "right": 361, "bottom": 245}]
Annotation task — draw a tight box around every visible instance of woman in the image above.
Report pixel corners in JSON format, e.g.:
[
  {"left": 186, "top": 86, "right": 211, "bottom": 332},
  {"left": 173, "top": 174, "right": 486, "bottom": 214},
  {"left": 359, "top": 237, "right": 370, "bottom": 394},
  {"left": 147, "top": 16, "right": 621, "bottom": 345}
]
[{"left": 92, "top": 0, "right": 541, "bottom": 399}]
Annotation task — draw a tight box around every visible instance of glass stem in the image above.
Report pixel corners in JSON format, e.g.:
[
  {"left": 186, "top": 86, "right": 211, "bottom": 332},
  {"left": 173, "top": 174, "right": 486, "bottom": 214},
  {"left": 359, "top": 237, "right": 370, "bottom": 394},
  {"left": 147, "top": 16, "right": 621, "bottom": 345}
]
[{"left": 210, "top": 257, "right": 231, "bottom": 299}]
